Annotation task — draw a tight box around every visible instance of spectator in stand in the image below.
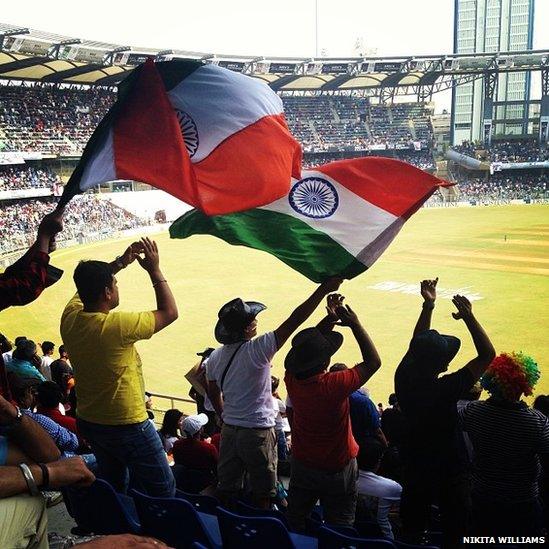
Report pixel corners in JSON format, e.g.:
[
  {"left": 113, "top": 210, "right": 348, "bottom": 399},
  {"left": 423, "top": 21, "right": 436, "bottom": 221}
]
[
  {"left": 460, "top": 352, "right": 549, "bottom": 537},
  {"left": 187, "top": 347, "right": 217, "bottom": 435},
  {"left": 329, "top": 363, "right": 387, "bottom": 448},
  {"left": 6, "top": 339, "right": 45, "bottom": 383},
  {"left": 145, "top": 392, "right": 155, "bottom": 425},
  {"left": 60, "top": 237, "right": 178, "bottom": 497},
  {"left": 50, "top": 346, "right": 73, "bottom": 394},
  {"left": 9, "top": 374, "right": 79, "bottom": 456},
  {"left": 172, "top": 414, "right": 218, "bottom": 494},
  {"left": 157, "top": 409, "right": 183, "bottom": 453},
  {"left": 356, "top": 438, "right": 402, "bottom": 540},
  {"left": 0, "top": 335, "right": 12, "bottom": 365},
  {"left": 534, "top": 395, "right": 549, "bottom": 417},
  {"left": 271, "top": 376, "right": 289, "bottom": 462},
  {"left": 0, "top": 392, "right": 95, "bottom": 549},
  {"left": 206, "top": 278, "right": 342, "bottom": 509},
  {"left": 379, "top": 393, "right": 406, "bottom": 483},
  {"left": 39, "top": 341, "right": 55, "bottom": 381},
  {"left": 284, "top": 294, "right": 381, "bottom": 531},
  {"left": 395, "top": 278, "right": 495, "bottom": 548},
  {"left": 35, "top": 381, "right": 77, "bottom": 435}
]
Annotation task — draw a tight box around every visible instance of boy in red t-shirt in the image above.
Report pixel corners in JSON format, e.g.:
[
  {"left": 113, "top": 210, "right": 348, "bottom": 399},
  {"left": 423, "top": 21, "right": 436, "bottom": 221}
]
[{"left": 284, "top": 295, "right": 382, "bottom": 531}]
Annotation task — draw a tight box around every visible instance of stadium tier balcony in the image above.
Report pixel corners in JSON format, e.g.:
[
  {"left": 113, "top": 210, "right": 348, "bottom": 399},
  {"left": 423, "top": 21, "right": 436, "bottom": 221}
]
[
  {"left": 0, "top": 165, "right": 61, "bottom": 193},
  {"left": 0, "top": 195, "right": 147, "bottom": 255},
  {"left": 454, "top": 140, "right": 548, "bottom": 164}
]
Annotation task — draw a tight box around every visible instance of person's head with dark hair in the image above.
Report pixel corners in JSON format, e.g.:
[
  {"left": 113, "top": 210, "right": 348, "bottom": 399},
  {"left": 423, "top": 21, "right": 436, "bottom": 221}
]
[
  {"left": 13, "top": 339, "right": 37, "bottom": 362},
  {"left": 159, "top": 409, "right": 183, "bottom": 437},
  {"left": 357, "top": 438, "right": 386, "bottom": 473},
  {"left": 271, "top": 375, "right": 280, "bottom": 394},
  {"left": 388, "top": 393, "right": 398, "bottom": 407},
  {"left": 73, "top": 260, "right": 119, "bottom": 309},
  {"left": 8, "top": 373, "right": 40, "bottom": 409},
  {"left": 14, "top": 336, "right": 27, "bottom": 347},
  {"left": 36, "top": 381, "right": 63, "bottom": 409},
  {"left": 329, "top": 363, "right": 348, "bottom": 373},
  {"left": 59, "top": 345, "right": 69, "bottom": 360},
  {"left": 533, "top": 395, "right": 549, "bottom": 417},
  {"left": 0, "top": 333, "right": 12, "bottom": 354},
  {"left": 41, "top": 341, "right": 55, "bottom": 356}
]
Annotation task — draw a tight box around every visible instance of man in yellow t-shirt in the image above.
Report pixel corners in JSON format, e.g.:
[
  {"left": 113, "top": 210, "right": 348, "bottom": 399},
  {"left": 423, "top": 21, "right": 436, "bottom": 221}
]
[{"left": 61, "top": 237, "right": 178, "bottom": 497}]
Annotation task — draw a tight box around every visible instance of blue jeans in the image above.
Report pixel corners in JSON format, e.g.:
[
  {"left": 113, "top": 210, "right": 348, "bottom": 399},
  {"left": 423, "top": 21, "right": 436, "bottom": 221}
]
[{"left": 77, "top": 418, "right": 175, "bottom": 497}]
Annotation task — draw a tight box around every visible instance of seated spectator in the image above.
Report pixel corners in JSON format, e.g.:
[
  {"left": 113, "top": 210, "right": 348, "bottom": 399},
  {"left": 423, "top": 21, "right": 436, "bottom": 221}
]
[
  {"left": 157, "top": 409, "right": 183, "bottom": 453},
  {"left": 9, "top": 374, "right": 79, "bottom": 456},
  {"left": 533, "top": 395, "right": 549, "bottom": 418},
  {"left": 330, "top": 363, "right": 387, "bottom": 447},
  {"left": 172, "top": 414, "right": 218, "bottom": 494},
  {"left": 356, "top": 439, "right": 402, "bottom": 539},
  {"left": 460, "top": 352, "right": 549, "bottom": 537},
  {"left": 39, "top": 341, "right": 55, "bottom": 381},
  {"left": 35, "top": 381, "right": 77, "bottom": 434},
  {"left": 0, "top": 392, "right": 95, "bottom": 549},
  {"left": 284, "top": 294, "right": 381, "bottom": 531},
  {"left": 0, "top": 334, "right": 12, "bottom": 364},
  {"left": 379, "top": 393, "right": 406, "bottom": 483},
  {"left": 50, "top": 346, "right": 74, "bottom": 395},
  {"left": 6, "top": 340, "right": 45, "bottom": 383},
  {"left": 395, "top": 278, "right": 495, "bottom": 547}
]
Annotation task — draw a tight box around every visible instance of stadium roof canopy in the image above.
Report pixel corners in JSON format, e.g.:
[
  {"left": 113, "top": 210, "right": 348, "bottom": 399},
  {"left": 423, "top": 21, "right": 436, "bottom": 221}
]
[{"left": 1, "top": 23, "right": 548, "bottom": 97}]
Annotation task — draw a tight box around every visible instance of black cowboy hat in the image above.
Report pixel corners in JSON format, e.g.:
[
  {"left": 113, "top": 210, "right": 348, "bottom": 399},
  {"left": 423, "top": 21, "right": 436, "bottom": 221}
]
[
  {"left": 284, "top": 328, "right": 343, "bottom": 375},
  {"left": 409, "top": 329, "right": 461, "bottom": 370},
  {"left": 214, "top": 298, "right": 266, "bottom": 344}
]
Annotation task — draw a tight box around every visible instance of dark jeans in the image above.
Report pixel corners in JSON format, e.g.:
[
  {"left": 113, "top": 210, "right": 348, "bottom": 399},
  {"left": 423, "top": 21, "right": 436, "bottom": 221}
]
[
  {"left": 400, "top": 466, "right": 470, "bottom": 549},
  {"left": 77, "top": 418, "right": 175, "bottom": 497},
  {"left": 472, "top": 494, "right": 544, "bottom": 537}
]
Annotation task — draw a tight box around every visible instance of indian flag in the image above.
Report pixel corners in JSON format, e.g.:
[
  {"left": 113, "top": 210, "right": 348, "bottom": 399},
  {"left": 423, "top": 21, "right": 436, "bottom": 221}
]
[
  {"left": 60, "top": 59, "right": 301, "bottom": 216},
  {"left": 170, "top": 157, "right": 449, "bottom": 282}
]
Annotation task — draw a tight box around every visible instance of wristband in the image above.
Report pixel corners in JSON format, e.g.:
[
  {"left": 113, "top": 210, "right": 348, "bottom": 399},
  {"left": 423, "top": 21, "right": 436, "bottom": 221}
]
[
  {"left": 38, "top": 463, "right": 50, "bottom": 490},
  {"left": 19, "top": 463, "right": 40, "bottom": 496},
  {"left": 152, "top": 279, "right": 167, "bottom": 287},
  {"left": 422, "top": 301, "right": 435, "bottom": 310}
]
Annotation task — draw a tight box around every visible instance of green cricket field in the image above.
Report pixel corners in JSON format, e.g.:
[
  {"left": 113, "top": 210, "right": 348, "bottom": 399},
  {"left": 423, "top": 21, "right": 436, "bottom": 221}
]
[{"left": 2, "top": 204, "right": 548, "bottom": 413}]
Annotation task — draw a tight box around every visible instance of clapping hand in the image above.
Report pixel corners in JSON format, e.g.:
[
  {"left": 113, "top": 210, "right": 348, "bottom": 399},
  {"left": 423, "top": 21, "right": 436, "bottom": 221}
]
[
  {"left": 451, "top": 294, "right": 473, "bottom": 321},
  {"left": 326, "top": 293, "right": 345, "bottom": 321},
  {"left": 135, "top": 238, "right": 160, "bottom": 273},
  {"left": 420, "top": 277, "right": 438, "bottom": 303},
  {"left": 335, "top": 303, "right": 360, "bottom": 328},
  {"left": 119, "top": 241, "right": 144, "bottom": 268}
]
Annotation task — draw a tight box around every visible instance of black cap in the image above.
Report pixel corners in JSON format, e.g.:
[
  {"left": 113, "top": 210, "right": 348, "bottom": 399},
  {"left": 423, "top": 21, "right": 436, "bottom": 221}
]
[
  {"left": 284, "top": 328, "right": 343, "bottom": 375},
  {"left": 214, "top": 298, "right": 266, "bottom": 344}
]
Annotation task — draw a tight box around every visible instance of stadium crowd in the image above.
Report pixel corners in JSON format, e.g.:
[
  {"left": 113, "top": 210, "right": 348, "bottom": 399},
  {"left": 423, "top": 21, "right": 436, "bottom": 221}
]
[
  {"left": 454, "top": 139, "right": 549, "bottom": 163},
  {"left": 0, "top": 196, "right": 148, "bottom": 255},
  {"left": 0, "top": 165, "right": 61, "bottom": 192},
  {"left": 456, "top": 172, "right": 548, "bottom": 202},
  {"left": 0, "top": 206, "right": 547, "bottom": 549}
]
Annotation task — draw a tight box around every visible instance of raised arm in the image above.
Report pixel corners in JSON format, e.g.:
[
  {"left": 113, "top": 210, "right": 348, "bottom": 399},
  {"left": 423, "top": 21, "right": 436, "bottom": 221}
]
[
  {"left": 316, "top": 293, "right": 345, "bottom": 334},
  {"left": 135, "top": 238, "right": 179, "bottom": 333},
  {"left": 451, "top": 295, "right": 496, "bottom": 380},
  {"left": 0, "top": 394, "right": 60, "bottom": 463},
  {"left": 274, "top": 278, "right": 342, "bottom": 349},
  {"left": 336, "top": 304, "right": 382, "bottom": 386},
  {"left": 413, "top": 277, "right": 438, "bottom": 338}
]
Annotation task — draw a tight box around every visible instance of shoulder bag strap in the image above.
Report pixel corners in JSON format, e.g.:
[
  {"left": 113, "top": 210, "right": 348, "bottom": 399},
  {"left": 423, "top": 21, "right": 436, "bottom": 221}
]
[{"left": 219, "top": 342, "right": 245, "bottom": 392}]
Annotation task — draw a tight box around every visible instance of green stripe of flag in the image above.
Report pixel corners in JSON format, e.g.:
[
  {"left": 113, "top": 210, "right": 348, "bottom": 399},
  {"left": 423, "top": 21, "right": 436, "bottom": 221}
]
[{"left": 169, "top": 208, "right": 368, "bottom": 282}]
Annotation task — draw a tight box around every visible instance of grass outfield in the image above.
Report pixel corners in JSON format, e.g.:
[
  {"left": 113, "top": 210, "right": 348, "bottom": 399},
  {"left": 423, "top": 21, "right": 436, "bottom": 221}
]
[{"left": 2, "top": 204, "right": 548, "bottom": 413}]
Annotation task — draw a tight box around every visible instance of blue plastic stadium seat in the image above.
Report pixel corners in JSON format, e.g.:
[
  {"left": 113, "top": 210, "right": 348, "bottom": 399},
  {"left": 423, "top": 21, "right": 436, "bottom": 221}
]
[
  {"left": 130, "top": 489, "right": 221, "bottom": 549},
  {"left": 318, "top": 525, "right": 396, "bottom": 549},
  {"left": 216, "top": 506, "right": 317, "bottom": 549},
  {"left": 175, "top": 489, "right": 220, "bottom": 515},
  {"left": 235, "top": 499, "right": 290, "bottom": 528},
  {"left": 65, "top": 479, "right": 140, "bottom": 535}
]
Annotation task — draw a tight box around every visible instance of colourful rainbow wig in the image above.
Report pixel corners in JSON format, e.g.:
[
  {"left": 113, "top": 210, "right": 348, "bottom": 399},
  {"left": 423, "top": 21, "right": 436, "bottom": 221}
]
[{"left": 481, "top": 352, "right": 540, "bottom": 400}]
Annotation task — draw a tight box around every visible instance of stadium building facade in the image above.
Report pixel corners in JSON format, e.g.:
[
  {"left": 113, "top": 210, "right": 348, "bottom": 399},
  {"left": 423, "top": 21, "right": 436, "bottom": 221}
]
[{"left": 451, "top": 0, "right": 535, "bottom": 145}]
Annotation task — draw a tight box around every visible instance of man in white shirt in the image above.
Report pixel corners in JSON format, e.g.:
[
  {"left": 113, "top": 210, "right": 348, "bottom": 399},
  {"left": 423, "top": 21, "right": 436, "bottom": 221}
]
[
  {"left": 357, "top": 439, "right": 402, "bottom": 539},
  {"left": 207, "top": 279, "right": 341, "bottom": 508},
  {"left": 39, "top": 341, "right": 55, "bottom": 381}
]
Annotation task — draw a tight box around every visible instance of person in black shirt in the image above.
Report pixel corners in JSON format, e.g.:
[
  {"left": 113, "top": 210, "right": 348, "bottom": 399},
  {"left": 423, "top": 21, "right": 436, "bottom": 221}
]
[{"left": 395, "top": 278, "right": 495, "bottom": 548}]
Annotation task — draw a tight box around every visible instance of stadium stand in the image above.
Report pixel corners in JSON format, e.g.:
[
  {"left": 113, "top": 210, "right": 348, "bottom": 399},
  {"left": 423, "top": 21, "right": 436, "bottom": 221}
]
[{"left": 0, "top": 164, "right": 61, "bottom": 192}]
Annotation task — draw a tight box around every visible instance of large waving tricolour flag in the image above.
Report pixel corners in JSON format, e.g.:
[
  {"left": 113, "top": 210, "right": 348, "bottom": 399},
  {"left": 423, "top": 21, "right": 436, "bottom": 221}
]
[
  {"left": 60, "top": 59, "right": 301, "bottom": 216},
  {"left": 170, "top": 158, "right": 449, "bottom": 282}
]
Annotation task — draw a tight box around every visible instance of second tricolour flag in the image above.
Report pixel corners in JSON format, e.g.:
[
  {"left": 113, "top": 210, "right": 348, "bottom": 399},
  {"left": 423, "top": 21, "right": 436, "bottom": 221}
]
[
  {"left": 60, "top": 59, "right": 302, "bottom": 216},
  {"left": 170, "top": 157, "right": 450, "bottom": 282}
]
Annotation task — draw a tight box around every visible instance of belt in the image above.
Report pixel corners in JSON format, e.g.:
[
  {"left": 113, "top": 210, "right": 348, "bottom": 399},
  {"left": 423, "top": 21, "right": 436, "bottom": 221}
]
[{"left": 223, "top": 423, "right": 274, "bottom": 431}]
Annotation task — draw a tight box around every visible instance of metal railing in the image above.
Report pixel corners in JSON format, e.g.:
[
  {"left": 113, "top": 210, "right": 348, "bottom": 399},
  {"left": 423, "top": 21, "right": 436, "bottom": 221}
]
[{"left": 147, "top": 391, "right": 197, "bottom": 427}]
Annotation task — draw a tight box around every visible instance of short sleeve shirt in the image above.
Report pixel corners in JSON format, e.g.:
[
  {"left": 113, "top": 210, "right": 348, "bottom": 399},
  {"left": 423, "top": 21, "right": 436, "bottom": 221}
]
[
  {"left": 285, "top": 367, "right": 363, "bottom": 471},
  {"left": 206, "top": 332, "right": 277, "bottom": 428},
  {"left": 60, "top": 294, "right": 155, "bottom": 425}
]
